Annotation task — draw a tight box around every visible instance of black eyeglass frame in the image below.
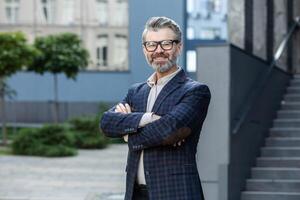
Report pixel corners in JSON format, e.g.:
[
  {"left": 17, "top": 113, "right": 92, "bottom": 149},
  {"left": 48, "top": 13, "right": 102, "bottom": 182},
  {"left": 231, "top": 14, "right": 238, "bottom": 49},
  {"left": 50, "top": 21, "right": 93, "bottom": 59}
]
[{"left": 143, "top": 40, "right": 180, "bottom": 52}]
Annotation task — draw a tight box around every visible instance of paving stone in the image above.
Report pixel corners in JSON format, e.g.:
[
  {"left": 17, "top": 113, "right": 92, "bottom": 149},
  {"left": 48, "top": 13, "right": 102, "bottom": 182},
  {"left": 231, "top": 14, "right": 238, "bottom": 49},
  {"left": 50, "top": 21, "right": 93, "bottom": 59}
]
[{"left": 0, "top": 144, "right": 127, "bottom": 200}]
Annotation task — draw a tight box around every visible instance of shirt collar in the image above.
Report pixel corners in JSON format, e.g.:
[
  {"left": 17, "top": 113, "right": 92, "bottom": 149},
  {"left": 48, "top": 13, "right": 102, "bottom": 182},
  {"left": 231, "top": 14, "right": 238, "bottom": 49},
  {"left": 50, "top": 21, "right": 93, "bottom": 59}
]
[{"left": 147, "top": 66, "right": 181, "bottom": 87}]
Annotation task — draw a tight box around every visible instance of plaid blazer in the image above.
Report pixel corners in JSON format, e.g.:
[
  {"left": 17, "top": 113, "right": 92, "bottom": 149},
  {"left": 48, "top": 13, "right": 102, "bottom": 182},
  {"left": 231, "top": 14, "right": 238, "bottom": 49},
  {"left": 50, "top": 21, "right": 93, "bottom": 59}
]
[{"left": 100, "top": 69, "right": 211, "bottom": 200}]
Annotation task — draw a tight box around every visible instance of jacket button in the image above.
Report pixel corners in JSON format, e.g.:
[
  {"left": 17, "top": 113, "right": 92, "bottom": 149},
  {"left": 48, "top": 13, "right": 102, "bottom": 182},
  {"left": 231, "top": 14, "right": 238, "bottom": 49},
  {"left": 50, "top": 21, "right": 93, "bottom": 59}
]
[{"left": 145, "top": 171, "right": 150, "bottom": 175}]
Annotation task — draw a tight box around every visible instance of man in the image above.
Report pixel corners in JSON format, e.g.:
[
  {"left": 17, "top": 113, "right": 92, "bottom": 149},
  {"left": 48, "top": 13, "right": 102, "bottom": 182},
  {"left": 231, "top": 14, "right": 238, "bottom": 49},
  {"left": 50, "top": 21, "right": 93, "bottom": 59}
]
[{"left": 100, "top": 16, "right": 211, "bottom": 200}]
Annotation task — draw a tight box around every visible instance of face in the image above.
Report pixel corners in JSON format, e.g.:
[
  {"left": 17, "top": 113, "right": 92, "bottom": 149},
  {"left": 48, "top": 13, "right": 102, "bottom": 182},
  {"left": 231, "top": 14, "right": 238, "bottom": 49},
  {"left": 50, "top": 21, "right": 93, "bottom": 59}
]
[{"left": 143, "top": 28, "right": 182, "bottom": 73}]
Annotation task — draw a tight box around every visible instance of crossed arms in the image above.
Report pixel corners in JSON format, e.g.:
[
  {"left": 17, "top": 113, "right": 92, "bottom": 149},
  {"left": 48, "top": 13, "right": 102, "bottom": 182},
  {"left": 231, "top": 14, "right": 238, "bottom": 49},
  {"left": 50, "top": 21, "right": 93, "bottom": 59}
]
[
  {"left": 115, "top": 103, "right": 185, "bottom": 146},
  {"left": 100, "top": 84, "right": 210, "bottom": 151}
]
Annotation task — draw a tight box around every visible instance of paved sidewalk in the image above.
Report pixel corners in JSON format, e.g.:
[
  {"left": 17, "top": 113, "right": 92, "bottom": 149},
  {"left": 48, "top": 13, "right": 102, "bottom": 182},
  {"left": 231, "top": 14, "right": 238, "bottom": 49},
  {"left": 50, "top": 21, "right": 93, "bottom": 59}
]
[{"left": 0, "top": 144, "right": 128, "bottom": 200}]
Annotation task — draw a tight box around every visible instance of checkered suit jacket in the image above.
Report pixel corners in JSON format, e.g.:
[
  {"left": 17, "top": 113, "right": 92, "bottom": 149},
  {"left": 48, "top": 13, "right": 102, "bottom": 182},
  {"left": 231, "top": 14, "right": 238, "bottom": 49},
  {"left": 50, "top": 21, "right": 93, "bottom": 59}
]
[{"left": 100, "top": 69, "right": 211, "bottom": 200}]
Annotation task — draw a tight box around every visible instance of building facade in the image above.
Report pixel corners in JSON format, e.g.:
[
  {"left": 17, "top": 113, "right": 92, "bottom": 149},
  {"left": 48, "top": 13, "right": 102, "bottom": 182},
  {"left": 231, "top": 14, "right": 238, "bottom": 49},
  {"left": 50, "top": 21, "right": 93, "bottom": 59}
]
[
  {"left": 0, "top": 0, "right": 129, "bottom": 71},
  {"left": 185, "top": 0, "right": 227, "bottom": 72}
]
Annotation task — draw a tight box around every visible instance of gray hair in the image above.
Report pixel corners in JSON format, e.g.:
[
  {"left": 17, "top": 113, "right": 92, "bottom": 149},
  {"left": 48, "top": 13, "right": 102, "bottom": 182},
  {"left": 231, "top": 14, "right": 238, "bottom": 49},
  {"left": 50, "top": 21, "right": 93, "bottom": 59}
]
[{"left": 142, "top": 16, "right": 182, "bottom": 43}]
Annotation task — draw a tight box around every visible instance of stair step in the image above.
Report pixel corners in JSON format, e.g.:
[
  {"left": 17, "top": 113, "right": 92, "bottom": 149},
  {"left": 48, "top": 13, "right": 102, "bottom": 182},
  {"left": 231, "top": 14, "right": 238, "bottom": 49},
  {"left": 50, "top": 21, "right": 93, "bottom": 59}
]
[
  {"left": 273, "top": 119, "right": 300, "bottom": 128},
  {"left": 290, "top": 80, "right": 300, "bottom": 87},
  {"left": 287, "top": 87, "right": 300, "bottom": 93},
  {"left": 294, "top": 74, "right": 300, "bottom": 79},
  {"left": 266, "top": 137, "right": 300, "bottom": 147},
  {"left": 252, "top": 167, "right": 300, "bottom": 179},
  {"left": 281, "top": 102, "right": 300, "bottom": 110},
  {"left": 261, "top": 147, "right": 300, "bottom": 157},
  {"left": 241, "top": 191, "right": 300, "bottom": 200},
  {"left": 242, "top": 77, "right": 300, "bottom": 200},
  {"left": 270, "top": 128, "right": 300, "bottom": 137},
  {"left": 277, "top": 110, "right": 300, "bottom": 118},
  {"left": 257, "top": 157, "right": 300, "bottom": 167},
  {"left": 284, "top": 94, "right": 300, "bottom": 102},
  {"left": 246, "top": 179, "right": 300, "bottom": 192}
]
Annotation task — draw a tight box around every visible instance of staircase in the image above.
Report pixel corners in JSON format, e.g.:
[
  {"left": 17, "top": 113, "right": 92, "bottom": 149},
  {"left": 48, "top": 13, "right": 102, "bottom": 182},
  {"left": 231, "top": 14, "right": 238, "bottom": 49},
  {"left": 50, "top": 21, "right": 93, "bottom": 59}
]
[{"left": 241, "top": 74, "right": 300, "bottom": 200}]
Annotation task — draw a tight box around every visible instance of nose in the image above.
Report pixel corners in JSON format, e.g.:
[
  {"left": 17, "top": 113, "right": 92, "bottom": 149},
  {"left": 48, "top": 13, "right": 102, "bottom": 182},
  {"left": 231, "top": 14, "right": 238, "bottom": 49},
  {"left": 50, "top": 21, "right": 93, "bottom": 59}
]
[{"left": 154, "top": 44, "right": 164, "bottom": 53}]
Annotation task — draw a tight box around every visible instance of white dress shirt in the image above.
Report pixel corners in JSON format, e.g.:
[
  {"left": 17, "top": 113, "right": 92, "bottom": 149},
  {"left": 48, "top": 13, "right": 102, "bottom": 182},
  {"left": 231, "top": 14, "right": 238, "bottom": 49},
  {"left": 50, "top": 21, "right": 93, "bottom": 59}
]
[{"left": 136, "top": 67, "right": 181, "bottom": 185}]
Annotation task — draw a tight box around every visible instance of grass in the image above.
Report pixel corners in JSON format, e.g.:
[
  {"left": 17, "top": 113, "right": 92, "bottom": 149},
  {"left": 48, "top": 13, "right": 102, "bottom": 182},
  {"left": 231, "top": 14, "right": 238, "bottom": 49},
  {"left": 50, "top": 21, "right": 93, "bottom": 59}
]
[{"left": 0, "top": 145, "right": 12, "bottom": 155}]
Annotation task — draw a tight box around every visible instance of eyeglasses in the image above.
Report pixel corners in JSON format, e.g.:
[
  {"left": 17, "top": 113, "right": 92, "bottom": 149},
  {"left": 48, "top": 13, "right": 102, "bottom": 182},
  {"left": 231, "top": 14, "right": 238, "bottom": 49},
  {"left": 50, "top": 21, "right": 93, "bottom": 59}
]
[{"left": 143, "top": 40, "right": 180, "bottom": 52}]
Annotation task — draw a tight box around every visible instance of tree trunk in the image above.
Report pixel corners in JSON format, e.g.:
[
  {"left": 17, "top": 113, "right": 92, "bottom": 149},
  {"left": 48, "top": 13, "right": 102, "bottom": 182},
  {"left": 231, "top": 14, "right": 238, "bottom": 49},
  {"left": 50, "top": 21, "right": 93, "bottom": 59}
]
[
  {"left": 53, "top": 74, "right": 59, "bottom": 123},
  {"left": 0, "top": 78, "right": 7, "bottom": 146}
]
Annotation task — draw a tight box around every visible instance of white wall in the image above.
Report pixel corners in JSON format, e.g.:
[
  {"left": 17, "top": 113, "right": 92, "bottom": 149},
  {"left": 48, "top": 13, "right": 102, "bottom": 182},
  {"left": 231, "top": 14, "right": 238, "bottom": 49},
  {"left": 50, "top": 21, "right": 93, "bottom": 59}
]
[{"left": 196, "top": 45, "right": 231, "bottom": 200}]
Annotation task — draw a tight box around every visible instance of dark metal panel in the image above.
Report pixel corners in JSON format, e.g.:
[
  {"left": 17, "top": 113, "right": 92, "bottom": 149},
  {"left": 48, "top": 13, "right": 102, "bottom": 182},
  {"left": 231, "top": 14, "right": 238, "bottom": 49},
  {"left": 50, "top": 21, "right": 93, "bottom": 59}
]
[
  {"left": 287, "top": 0, "right": 294, "bottom": 72},
  {"left": 266, "top": 0, "right": 274, "bottom": 62},
  {"left": 228, "top": 45, "right": 291, "bottom": 200},
  {"left": 245, "top": 0, "right": 253, "bottom": 53}
]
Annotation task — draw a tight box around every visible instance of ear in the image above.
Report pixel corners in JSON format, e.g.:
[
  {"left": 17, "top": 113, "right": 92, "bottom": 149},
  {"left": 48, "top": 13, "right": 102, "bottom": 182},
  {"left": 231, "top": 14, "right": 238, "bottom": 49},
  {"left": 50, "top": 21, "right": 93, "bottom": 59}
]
[{"left": 176, "top": 42, "right": 183, "bottom": 55}]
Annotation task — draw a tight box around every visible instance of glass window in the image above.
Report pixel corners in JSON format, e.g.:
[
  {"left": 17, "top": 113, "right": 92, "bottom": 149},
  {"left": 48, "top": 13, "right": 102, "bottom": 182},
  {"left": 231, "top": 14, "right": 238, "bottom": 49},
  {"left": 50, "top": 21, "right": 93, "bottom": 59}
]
[
  {"left": 187, "top": 27, "right": 195, "bottom": 40},
  {"left": 200, "top": 28, "right": 221, "bottom": 40},
  {"left": 186, "top": 50, "right": 197, "bottom": 72},
  {"left": 62, "top": 0, "right": 75, "bottom": 24},
  {"left": 207, "top": 0, "right": 222, "bottom": 13},
  {"left": 186, "top": 0, "right": 227, "bottom": 40},
  {"left": 111, "top": 0, "right": 128, "bottom": 26},
  {"left": 95, "top": 0, "right": 108, "bottom": 26},
  {"left": 96, "top": 35, "right": 108, "bottom": 67},
  {"left": 113, "top": 34, "right": 127, "bottom": 67},
  {"left": 187, "top": 0, "right": 194, "bottom": 14},
  {"left": 41, "top": 0, "right": 55, "bottom": 23},
  {"left": 5, "top": 0, "right": 19, "bottom": 23}
]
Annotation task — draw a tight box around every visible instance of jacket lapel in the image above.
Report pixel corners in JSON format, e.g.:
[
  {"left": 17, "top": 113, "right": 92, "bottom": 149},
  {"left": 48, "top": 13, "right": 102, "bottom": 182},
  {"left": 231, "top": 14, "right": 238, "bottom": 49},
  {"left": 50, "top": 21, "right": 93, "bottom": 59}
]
[
  {"left": 141, "top": 84, "right": 151, "bottom": 112},
  {"left": 151, "top": 69, "right": 186, "bottom": 113}
]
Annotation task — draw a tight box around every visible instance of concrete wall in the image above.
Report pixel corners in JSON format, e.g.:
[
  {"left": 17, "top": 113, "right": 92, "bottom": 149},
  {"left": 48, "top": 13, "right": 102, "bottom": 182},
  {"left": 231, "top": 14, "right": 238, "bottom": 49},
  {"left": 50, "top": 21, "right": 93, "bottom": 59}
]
[
  {"left": 228, "top": 0, "right": 245, "bottom": 49},
  {"left": 227, "top": 0, "right": 300, "bottom": 73},
  {"left": 293, "top": 0, "right": 300, "bottom": 73},
  {"left": 274, "top": 0, "right": 288, "bottom": 71},
  {"left": 196, "top": 45, "right": 230, "bottom": 200},
  {"left": 8, "top": 71, "right": 131, "bottom": 102},
  {"left": 0, "top": 101, "right": 108, "bottom": 123},
  {"left": 253, "top": 0, "right": 267, "bottom": 60}
]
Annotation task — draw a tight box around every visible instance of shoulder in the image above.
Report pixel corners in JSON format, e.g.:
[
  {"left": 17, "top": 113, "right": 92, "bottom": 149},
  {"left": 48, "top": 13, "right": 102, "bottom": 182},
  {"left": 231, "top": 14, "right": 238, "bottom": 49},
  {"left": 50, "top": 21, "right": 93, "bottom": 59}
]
[
  {"left": 184, "top": 78, "right": 210, "bottom": 95},
  {"left": 127, "top": 82, "right": 148, "bottom": 95}
]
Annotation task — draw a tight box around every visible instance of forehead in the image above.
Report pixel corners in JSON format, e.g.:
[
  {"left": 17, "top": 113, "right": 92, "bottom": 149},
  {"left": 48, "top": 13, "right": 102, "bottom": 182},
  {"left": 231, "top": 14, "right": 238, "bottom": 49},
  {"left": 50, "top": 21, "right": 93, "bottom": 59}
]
[{"left": 144, "top": 28, "right": 176, "bottom": 41}]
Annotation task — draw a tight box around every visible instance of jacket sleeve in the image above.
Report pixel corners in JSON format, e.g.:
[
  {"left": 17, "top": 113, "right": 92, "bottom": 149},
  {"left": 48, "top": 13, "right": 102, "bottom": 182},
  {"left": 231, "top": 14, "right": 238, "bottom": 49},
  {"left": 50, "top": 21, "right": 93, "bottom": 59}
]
[
  {"left": 99, "top": 85, "right": 145, "bottom": 138},
  {"left": 128, "top": 84, "right": 211, "bottom": 151}
]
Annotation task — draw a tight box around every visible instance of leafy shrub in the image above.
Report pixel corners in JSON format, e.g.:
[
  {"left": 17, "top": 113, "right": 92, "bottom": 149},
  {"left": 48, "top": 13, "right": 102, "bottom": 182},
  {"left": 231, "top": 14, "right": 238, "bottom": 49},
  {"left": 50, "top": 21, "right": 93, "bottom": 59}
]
[
  {"left": 36, "top": 125, "right": 75, "bottom": 147},
  {"left": 69, "top": 116, "right": 109, "bottom": 149},
  {"left": 12, "top": 125, "right": 77, "bottom": 157},
  {"left": 0, "top": 127, "right": 21, "bottom": 140},
  {"left": 69, "top": 116, "right": 96, "bottom": 132}
]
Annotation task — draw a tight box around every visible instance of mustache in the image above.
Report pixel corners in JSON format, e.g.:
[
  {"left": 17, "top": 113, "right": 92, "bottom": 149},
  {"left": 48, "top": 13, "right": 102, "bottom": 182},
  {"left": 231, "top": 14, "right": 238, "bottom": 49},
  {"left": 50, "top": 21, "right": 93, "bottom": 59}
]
[{"left": 152, "top": 53, "right": 169, "bottom": 59}]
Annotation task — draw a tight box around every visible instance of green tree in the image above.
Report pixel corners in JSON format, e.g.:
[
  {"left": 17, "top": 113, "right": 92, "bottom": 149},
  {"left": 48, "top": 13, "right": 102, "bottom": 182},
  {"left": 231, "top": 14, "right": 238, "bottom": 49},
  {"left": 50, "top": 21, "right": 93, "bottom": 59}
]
[
  {"left": 0, "top": 32, "right": 38, "bottom": 145},
  {"left": 28, "top": 33, "right": 89, "bottom": 123}
]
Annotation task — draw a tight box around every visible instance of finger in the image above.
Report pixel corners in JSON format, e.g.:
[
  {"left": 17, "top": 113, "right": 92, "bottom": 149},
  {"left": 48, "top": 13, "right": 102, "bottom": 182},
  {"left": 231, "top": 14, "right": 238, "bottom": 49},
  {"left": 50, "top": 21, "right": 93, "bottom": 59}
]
[
  {"left": 115, "top": 105, "right": 122, "bottom": 112},
  {"left": 173, "top": 143, "right": 177, "bottom": 147},
  {"left": 177, "top": 141, "right": 182, "bottom": 146},
  {"left": 118, "top": 103, "right": 127, "bottom": 113},
  {"left": 125, "top": 103, "right": 131, "bottom": 113},
  {"left": 123, "top": 135, "right": 128, "bottom": 142},
  {"left": 182, "top": 139, "right": 185, "bottom": 142}
]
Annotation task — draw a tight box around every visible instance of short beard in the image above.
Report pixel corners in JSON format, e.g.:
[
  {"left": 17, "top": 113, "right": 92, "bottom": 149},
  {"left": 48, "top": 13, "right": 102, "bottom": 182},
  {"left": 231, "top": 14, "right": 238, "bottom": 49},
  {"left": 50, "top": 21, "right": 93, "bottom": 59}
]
[{"left": 150, "top": 56, "right": 178, "bottom": 73}]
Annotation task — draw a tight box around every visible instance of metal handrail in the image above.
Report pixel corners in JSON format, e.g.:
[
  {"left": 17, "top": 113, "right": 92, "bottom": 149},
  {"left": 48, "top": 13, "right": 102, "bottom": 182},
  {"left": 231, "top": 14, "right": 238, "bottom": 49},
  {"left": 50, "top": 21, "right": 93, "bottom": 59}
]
[{"left": 232, "top": 16, "right": 300, "bottom": 134}]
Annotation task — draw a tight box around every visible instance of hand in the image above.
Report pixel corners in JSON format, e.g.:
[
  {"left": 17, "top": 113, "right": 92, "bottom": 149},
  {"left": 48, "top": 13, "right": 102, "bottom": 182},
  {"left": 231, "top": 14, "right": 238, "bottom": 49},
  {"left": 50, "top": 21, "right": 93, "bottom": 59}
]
[
  {"left": 115, "top": 103, "right": 131, "bottom": 142},
  {"left": 115, "top": 103, "right": 131, "bottom": 114},
  {"left": 173, "top": 139, "right": 185, "bottom": 147}
]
